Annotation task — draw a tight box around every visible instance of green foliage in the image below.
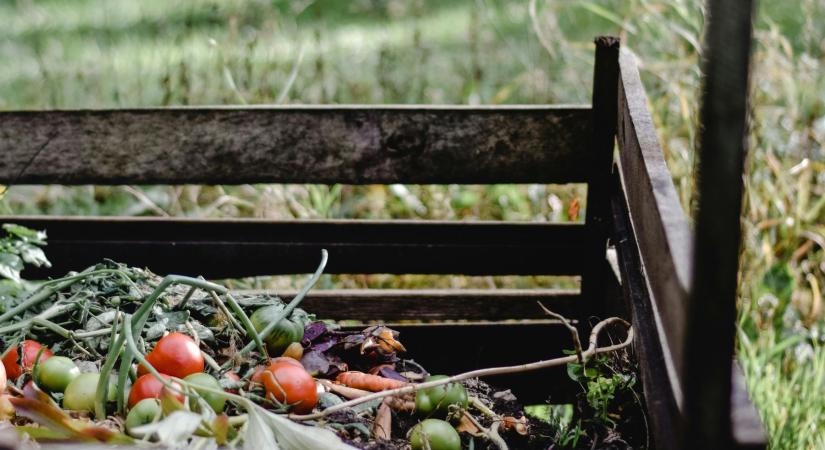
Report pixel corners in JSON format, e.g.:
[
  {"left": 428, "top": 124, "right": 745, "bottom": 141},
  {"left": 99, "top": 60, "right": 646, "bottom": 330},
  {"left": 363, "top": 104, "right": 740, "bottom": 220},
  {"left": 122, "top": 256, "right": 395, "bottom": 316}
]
[
  {"left": 0, "top": 224, "right": 50, "bottom": 284},
  {"left": 0, "top": 0, "right": 822, "bottom": 446},
  {"left": 567, "top": 356, "right": 636, "bottom": 427}
]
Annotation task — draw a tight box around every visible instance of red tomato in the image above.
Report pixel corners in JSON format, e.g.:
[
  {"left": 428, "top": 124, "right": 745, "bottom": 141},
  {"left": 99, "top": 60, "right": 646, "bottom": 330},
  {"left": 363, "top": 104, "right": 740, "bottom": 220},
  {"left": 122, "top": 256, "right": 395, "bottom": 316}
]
[
  {"left": 140, "top": 333, "right": 203, "bottom": 379},
  {"left": 2, "top": 340, "right": 53, "bottom": 380},
  {"left": 270, "top": 357, "right": 303, "bottom": 368},
  {"left": 250, "top": 365, "right": 267, "bottom": 384},
  {"left": 128, "top": 373, "right": 184, "bottom": 408},
  {"left": 136, "top": 351, "right": 160, "bottom": 377},
  {"left": 250, "top": 358, "right": 302, "bottom": 384},
  {"left": 262, "top": 361, "right": 317, "bottom": 414}
]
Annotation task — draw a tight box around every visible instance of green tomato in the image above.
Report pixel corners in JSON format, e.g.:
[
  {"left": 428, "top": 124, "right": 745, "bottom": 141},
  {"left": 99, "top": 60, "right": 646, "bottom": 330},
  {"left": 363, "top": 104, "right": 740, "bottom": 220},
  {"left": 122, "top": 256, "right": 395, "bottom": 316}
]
[
  {"left": 250, "top": 306, "right": 305, "bottom": 356},
  {"left": 184, "top": 373, "right": 226, "bottom": 413},
  {"left": 125, "top": 398, "right": 162, "bottom": 436},
  {"left": 63, "top": 373, "right": 115, "bottom": 413},
  {"left": 35, "top": 356, "right": 80, "bottom": 393},
  {"left": 409, "top": 419, "right": 461, "bottom": 450},
  {"left": 415, "top": 375, "right": 468, "bottom": 418}
]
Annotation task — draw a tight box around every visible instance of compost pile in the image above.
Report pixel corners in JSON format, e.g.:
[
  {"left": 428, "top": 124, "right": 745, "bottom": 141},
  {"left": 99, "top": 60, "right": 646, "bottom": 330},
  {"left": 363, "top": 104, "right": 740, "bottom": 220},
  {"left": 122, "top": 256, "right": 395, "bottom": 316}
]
[{"left": 0, "top": 225, "right": 642, "bottom": 450}]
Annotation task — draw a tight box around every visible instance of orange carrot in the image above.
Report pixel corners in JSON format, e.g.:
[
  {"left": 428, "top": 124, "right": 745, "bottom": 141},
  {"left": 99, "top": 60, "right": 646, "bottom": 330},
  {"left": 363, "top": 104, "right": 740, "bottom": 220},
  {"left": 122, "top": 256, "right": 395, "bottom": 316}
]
[{"left": 335, "top": 371, "right": 409, "bottom": 392}]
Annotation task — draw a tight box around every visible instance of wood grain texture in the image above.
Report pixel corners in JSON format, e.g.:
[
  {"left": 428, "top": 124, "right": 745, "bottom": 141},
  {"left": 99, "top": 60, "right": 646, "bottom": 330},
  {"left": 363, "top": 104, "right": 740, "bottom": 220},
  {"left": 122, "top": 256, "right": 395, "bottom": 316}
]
[
  {"left": 246, "top": 288, "right": 580, "bottom": 320},
  {"left": 617, "top": 49, "right": 693, "bottom": 396},
  {"left": 611, "top": 176, "right": 681, "bottom": 450},
  {"left": 0, "top": 105, "right": 591, "bottom": 185},
  {"left": 581, "top": 36, "right": 620, "bottom": 318},
  {"left": 360, "top": 322, "right": 582, "bottom": 404},
  {"left": 3, "top": 216, "right": 588, "bottom": 278},
  {"left": 683, "top": 1, "right": 761, "bottom": 448}
]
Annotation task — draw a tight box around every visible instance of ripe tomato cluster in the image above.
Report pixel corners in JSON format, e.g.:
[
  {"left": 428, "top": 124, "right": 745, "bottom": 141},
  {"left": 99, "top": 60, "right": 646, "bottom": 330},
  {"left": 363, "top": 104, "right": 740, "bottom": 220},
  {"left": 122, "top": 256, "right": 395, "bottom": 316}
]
[{"left": 0, "top": 313, "right": 322, "bottom": 431}]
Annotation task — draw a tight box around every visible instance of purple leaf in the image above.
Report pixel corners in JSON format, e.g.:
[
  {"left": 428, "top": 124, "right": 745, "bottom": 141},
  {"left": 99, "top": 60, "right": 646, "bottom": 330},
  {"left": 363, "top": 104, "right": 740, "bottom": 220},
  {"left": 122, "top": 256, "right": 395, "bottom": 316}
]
[
  {"left": 303, "top": 322, "right": 329, "bottom": 343},
  {"left": 377, "top": 366, "right": 408, "bottom": 382}
]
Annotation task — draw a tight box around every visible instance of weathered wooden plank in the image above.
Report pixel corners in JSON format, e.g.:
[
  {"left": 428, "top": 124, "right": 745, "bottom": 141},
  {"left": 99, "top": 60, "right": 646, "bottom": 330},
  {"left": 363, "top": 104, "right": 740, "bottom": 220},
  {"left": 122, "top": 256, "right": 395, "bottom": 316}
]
[
  {"left": 617, "top": 49, "right": 693, "bottom": 395},
  {"left": 3, "top": 216, "right": 588, "bottom": 278},
  {"left": 683, "top": 1, "right": 760, "bottom": 448},
  {"left": 581, "top": 36, "right": 620, "bottom": 318},
  {"left": 375, "top": 322, "right": 581, "bottom": 404},
  {"left": 0, "top": 105, "right": 591, "bottom": 185},
  {"left": 611, "top": 176, "right": 681, "bottom": 450},
  {"left": 245, "top": 288, "right": 581, "bottom": 321}
]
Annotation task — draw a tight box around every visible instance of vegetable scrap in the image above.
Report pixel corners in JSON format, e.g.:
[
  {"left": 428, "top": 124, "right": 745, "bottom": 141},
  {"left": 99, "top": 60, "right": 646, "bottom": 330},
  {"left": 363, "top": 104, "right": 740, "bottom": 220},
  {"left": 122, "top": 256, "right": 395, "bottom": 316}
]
[{"left": 0, "top": 225, "right": 642, "bottom": 449}]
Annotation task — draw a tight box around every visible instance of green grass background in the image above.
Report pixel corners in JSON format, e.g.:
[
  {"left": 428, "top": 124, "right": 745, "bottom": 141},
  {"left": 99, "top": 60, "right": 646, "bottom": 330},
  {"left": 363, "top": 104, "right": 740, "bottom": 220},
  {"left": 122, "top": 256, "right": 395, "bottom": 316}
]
[{"left": 0, "top": 0, "right": 823, "bottom": 447}]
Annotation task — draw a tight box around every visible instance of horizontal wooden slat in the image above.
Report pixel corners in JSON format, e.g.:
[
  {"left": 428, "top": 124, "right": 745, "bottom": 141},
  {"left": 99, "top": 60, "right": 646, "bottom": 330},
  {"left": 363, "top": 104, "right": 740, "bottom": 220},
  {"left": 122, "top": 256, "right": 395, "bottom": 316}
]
[
  {"left": 617, "top": 49, "right": 692, "bottom": 397},
  {"left": 249, "top": 288, "right": 580, "bottom": 321},
  {"left": 0, "top": 105, "right": 591, "bottom": 185},
  {"left": 4, "top": 216, "right": 588, "bottom": 278},
  {"left": 369, "top": 322, "right": 582, "bottom": 404}
]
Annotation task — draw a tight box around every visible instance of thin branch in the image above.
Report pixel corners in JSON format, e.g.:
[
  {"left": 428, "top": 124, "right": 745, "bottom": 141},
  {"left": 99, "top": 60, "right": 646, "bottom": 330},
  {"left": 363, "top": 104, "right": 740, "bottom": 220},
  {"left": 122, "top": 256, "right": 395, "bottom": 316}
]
[
  {"left": 290, "top": 316, "right": 633, "bottom": 421},
  {"left": 462, "top": 408, "right": 508, "bottom": 450},
  {"left": 538, "top": 301, "right": 584, "bottom": 363}
]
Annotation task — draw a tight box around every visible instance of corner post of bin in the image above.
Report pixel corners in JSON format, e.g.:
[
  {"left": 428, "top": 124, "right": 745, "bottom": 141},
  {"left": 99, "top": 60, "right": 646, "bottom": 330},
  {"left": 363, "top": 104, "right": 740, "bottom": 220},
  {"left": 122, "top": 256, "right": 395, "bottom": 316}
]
[
  {"left": 682, "top": 0, "right": 757, "bottom": 449},
  {"left": 581, "top": 36, "right": 620, "bottom": 321}
]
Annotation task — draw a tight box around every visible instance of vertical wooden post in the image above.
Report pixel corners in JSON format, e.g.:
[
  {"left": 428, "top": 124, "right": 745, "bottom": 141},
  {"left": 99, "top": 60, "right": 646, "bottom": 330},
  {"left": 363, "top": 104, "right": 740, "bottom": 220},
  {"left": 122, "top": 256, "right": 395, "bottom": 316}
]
[
  {"left": 581, "top": 36, "right": 620, "bottom": 321},
  {"left": 683, "top": 1, "right": 755, "bottom": 449}
]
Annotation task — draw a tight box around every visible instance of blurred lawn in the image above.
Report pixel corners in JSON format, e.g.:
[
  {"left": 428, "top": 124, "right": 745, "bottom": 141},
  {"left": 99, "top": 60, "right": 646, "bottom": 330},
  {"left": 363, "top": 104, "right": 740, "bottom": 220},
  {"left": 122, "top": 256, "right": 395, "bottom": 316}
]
[{"left": 0, "top": 0, "right": 823, "bottom": 447}]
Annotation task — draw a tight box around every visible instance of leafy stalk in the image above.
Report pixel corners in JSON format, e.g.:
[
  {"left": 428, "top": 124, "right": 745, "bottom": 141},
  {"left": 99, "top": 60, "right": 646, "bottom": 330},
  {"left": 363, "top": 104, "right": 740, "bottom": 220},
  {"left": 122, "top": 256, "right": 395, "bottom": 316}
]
[
  {"left": 95, "top": 311, "right": 123, "bottom": 419},
  {"left": 232, "top": 250, "right": 328, "bottom": 361},
  {"left": 104, "top": 275, "right": 228, "bottom": 415}
]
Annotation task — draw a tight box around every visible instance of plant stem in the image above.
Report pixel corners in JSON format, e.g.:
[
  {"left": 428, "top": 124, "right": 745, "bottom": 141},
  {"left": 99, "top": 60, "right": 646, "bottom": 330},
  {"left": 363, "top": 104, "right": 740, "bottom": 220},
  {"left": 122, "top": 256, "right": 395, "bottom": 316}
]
[
  {"left": 112, "top": 274, "right": 230, "bottom": 414},
  {"left": 0, "top": 302, "right": 76, "bottom": 335},
  {"left": 0, "top": 268, "right": 93, "bottom": 324},
  {"left": 122, "top": 314, "right": 187, "bottom": 398},
  {"left": 95, "top": 311, "right": 123, "bottom": 419},
  {"left": 175, "top": 285, "right": 198, "bottom": 311},
  {"left": 222, "top": 292, "right": 267, "bottom": 357},
  {"left": 209, "top": 291, "right": 246, "bottom": 336},
  {"left": 290, "top": 316, "right": 633, "bottom": 421},
  {"left": 2, "top": 267, "right": 139, "bottom": 324},
  {"left": 230, "top": 250, "right": 328, "bottom": 362},
  {"left": 74, "top": 328, "right": 113, "bottom": 339},
  {"left": 202, "top": 351, "right": 222, "bottom": 373}
]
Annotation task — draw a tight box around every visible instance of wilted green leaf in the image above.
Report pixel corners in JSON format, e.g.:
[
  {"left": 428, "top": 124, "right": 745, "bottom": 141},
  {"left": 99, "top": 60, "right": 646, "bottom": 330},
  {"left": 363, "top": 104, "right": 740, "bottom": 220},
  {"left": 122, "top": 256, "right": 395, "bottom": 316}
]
[{"left": 0, "top": 253, "right": 23, "bottom": 283}]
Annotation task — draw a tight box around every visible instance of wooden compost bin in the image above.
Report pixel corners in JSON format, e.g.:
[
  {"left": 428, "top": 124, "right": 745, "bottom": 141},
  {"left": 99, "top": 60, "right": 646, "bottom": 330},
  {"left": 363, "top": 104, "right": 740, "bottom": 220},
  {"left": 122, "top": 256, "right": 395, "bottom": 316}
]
[{"left": 0, "top": 37, "right": 766, "bottom": 449}]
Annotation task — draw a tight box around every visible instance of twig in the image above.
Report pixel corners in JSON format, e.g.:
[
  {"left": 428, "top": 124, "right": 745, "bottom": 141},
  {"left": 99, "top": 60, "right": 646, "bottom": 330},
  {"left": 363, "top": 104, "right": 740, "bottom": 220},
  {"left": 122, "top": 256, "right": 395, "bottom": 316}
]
[
  {"left": 463, "top": 411, "right": 508, "bottom": 450},
  {"left": 469, "top": 396, "right": 497, "bottom": 418},
  {"left": 489, "top": 422, "right": 508, "bottom": 450},
  {"left": 290, "top": 316, "right": 632, "bottom": 421},
  {"left": 319, "top": 379, "right": 371, "bottom": 399},
  {"left": 538, "top": 302, "right": 584, "bottom": 364}
]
